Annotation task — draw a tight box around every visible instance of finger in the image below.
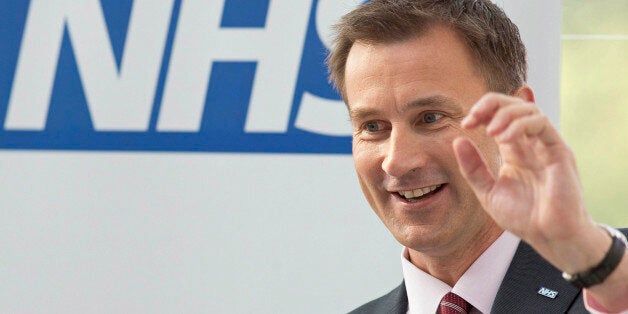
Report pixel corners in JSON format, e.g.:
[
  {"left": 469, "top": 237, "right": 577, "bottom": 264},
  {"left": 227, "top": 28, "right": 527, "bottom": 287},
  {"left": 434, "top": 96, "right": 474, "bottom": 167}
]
[
  {"left": 496, "top": 114, "right": 561, "bottom": 146},
  {"left": 453, "top": 137, "right": 496, "bottom": 200},
  {"left": 462, "top": 93, "right": 525, "bottom": 129},
  {"left": 486, "top": 102, "right": 538, "bottom": 136}
]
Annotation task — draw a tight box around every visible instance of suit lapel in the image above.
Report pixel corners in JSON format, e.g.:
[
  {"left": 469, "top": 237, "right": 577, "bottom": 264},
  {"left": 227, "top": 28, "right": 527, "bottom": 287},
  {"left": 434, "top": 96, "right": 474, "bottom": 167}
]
[
  {"left": 382, "top": 282, "right": 408, "bottom": 314},
  {"left": 491, "top": 241, "right": 583, "bottom": 313}
]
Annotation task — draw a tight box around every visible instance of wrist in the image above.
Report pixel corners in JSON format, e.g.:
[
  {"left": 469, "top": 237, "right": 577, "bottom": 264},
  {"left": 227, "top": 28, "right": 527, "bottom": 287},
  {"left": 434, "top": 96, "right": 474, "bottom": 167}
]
[
  {"left": 531, "top": 219, "right": 610, "bottom": 274},
  {"left": 562, "top": 224, "right": 627, "bottom": 288},
  {"left": 559, "top": 222, "right": 612, "bottom": 274}
]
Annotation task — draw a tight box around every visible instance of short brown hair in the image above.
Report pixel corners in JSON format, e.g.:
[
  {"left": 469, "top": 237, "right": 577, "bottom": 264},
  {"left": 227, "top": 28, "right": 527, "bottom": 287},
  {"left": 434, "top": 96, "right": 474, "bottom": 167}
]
[{"left": 327, "top": 0, "right": 527, "bottom": 102}]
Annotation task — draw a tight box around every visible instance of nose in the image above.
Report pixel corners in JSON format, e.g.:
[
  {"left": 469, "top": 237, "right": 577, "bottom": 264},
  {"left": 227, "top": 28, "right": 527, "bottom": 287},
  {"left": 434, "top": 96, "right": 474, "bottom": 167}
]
[{"left": 381, "top": 129, "right": 429, "bottom": 177}]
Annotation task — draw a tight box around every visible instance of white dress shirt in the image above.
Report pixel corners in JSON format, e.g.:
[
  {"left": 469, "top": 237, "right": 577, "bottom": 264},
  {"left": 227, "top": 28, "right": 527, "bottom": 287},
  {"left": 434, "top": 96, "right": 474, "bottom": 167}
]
[{"left": 402, "top": 231, "right": 520, "bottom": 314}]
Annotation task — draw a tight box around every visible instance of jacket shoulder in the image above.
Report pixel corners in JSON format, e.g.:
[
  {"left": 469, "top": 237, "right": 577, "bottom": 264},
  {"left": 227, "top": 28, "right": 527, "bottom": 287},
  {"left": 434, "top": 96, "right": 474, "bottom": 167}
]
[{"left": 348, "top": 282, "right": 407, "bottom": 314}]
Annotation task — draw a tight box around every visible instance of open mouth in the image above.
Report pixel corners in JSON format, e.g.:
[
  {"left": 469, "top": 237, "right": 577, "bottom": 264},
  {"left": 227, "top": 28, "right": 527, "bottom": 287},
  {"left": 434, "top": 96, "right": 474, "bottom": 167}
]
[{"left": 396, "top": 184, "right": 444, "bottom": 203}]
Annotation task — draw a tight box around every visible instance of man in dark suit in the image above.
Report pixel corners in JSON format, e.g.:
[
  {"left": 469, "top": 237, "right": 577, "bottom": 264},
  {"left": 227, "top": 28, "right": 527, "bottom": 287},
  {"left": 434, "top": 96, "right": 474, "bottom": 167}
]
[{"left": 326, "top": 0, "right": 628, "bottom": 312}]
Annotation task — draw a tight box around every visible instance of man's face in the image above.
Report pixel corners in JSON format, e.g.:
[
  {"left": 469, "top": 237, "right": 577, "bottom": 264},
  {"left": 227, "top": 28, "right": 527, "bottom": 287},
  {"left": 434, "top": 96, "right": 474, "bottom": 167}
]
[{"left": 345, "top": 26, "right": 502, "bottom": 255}]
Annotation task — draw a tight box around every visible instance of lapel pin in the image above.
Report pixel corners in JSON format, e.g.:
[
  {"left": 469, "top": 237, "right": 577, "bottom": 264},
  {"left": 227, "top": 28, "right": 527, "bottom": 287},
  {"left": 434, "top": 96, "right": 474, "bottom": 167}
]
[{"left": 537, "top": 287, "right": 558, "bottom": 299}]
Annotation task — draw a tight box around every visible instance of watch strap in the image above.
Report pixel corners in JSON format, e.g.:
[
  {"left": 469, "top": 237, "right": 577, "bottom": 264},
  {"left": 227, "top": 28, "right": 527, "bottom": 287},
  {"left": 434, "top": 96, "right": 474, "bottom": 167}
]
[{"left": 562, "top": 224, "right": 627, "bottom": 288}]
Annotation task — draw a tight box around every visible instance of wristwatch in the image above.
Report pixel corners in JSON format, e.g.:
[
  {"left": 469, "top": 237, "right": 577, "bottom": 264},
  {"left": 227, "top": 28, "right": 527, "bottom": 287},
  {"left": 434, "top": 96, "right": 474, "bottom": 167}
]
[{"left": 562, "top": 224, "right": 627, "bottom": 288}]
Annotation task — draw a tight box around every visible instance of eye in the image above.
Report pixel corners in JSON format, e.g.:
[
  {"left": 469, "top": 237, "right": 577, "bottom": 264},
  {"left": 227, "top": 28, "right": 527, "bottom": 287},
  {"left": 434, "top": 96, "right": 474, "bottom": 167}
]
[
  {"left": 362, "top": 121, "right": 387, "bottom": 132},
  {"left": 422, "top": 112, "right": 444, "bottom": 124}
]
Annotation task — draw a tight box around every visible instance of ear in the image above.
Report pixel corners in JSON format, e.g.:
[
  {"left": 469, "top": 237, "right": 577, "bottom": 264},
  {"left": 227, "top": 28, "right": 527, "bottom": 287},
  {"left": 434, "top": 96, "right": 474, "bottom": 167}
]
[{"left": 513, "top": 84, "right": 535, "bottom": 103}]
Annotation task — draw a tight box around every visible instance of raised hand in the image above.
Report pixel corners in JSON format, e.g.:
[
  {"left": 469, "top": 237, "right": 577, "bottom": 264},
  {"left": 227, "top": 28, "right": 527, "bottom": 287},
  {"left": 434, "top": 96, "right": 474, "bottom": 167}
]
[
  {"left": 453, "top": 91, "right": 627, "bottom": 311},
  {"left": 453, "top": 92, "right": 592, "bottom": 250}
]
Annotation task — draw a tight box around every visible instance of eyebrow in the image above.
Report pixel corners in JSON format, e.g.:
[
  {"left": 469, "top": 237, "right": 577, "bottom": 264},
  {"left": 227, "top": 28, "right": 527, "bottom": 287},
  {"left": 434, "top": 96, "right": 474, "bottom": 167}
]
[
  {"left": 404, "top": 95, "right": 459, "bottom": 111},
  {"left": 349, "top": 95, "right": 461, "bottom": 121}
]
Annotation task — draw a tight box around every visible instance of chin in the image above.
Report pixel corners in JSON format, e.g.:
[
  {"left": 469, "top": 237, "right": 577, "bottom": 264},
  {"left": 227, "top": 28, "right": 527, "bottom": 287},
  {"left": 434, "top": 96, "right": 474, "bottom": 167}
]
[{"left": 390, "top": 223, "right": 451, "bottom": 252}]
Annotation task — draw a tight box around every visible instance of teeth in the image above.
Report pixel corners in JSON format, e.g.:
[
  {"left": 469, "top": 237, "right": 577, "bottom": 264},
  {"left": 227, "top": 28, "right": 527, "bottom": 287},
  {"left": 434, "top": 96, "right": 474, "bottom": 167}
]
[{"left": 398, "top": 185, "right": 440, "bottom": 200}]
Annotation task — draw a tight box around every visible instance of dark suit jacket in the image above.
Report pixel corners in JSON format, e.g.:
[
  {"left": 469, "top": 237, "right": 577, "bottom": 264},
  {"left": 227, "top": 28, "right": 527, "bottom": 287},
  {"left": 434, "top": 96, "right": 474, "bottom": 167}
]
[{"left": 349, "top": 229, "right": 628, "bottom": 314}]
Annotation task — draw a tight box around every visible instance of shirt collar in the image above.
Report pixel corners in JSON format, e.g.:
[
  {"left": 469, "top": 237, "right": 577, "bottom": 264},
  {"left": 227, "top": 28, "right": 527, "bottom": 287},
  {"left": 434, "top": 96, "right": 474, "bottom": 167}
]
[{"left": 401, "top": 231, "right": 520, "bottom": 314}]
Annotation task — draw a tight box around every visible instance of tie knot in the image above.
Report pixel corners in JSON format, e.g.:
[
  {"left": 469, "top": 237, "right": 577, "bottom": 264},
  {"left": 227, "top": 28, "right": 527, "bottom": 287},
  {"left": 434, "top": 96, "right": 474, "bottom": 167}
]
[{"left": 438, "top": 292, "right": 471, "bottom": 314}]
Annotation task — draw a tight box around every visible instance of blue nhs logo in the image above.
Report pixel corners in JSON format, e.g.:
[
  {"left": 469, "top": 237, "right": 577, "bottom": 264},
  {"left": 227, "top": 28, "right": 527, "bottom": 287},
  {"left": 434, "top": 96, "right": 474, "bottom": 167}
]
[{"left": 0, "top": 0, "right": 355, "bottom": 153}]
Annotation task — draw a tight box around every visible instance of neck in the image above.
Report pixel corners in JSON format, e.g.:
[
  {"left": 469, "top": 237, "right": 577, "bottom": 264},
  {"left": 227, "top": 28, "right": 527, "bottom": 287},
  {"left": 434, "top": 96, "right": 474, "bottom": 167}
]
[{"left": 407, "top": 221, "right": 503, "bottom": 286}]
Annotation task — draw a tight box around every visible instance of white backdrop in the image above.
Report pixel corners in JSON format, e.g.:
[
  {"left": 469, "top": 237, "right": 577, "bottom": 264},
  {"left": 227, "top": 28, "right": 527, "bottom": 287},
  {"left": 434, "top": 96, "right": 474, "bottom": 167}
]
[{"left": 0, "top": 1, "right": 560, "bottom": 313}]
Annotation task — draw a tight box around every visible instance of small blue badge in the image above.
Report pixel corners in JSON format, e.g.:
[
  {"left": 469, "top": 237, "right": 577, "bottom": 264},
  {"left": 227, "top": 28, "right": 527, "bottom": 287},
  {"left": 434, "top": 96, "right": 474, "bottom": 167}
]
[{"left": 537, "top": 287, "right": 558, "bottom": 299}]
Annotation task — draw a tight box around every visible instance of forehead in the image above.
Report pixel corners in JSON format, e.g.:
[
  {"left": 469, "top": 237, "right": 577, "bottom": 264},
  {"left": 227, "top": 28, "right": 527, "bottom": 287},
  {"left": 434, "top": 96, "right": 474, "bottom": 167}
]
[{"left": 344, "top": 26, "right": 486, "bottom": 113}]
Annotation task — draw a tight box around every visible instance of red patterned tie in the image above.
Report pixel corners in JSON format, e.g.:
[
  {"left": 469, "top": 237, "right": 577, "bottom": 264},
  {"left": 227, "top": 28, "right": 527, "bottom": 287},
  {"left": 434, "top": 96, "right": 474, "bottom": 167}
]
[{"left": 438, "top": 292, "right": 471, "bottom": 314}]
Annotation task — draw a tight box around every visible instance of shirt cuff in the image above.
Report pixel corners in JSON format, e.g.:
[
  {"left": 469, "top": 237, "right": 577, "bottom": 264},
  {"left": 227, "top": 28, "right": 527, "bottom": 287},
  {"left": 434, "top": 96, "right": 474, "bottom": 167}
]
[{"left": 584, "top": 290, "right": 628, "bottom": 314}]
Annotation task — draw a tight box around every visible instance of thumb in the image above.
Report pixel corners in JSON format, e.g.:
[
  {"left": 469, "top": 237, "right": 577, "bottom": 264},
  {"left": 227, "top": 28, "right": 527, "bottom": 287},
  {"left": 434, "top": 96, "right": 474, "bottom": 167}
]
[{"left": 453, "top": 137, "right": 496, "bottom": 201}]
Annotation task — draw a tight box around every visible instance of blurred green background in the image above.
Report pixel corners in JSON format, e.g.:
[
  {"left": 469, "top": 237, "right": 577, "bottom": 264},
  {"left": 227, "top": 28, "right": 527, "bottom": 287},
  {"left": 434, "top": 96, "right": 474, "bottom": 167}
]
[{"left": 561, "top": 0, "right": 628, "bottom": 226}]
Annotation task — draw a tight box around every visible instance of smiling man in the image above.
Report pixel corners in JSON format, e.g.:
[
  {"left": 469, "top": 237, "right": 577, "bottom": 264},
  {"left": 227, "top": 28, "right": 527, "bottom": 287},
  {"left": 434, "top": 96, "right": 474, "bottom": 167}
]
[{"left": 327, "top": 1, "right": 628, "bottom": 313}]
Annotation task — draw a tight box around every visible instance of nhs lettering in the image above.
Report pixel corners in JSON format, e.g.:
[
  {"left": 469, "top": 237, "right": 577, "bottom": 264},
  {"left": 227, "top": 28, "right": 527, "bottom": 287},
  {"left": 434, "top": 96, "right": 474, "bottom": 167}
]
[{"left": 0, "top": 0, "right": 358, "bottom": 153}]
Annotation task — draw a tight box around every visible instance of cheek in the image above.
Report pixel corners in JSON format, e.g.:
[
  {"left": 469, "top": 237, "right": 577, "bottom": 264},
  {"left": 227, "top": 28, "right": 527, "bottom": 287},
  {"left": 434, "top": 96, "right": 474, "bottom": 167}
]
[
  {"left": 352, "top": 140, "right": 380, "bottom": 172},
  {"left": 353, "top": 151, "right": 377, "bottom": 184},
  {"left": 352, "top": 142, "right": 384, "bottom": 198},
  {"left": 353, "top": 150, "right": 384, "bottom": 213}
]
